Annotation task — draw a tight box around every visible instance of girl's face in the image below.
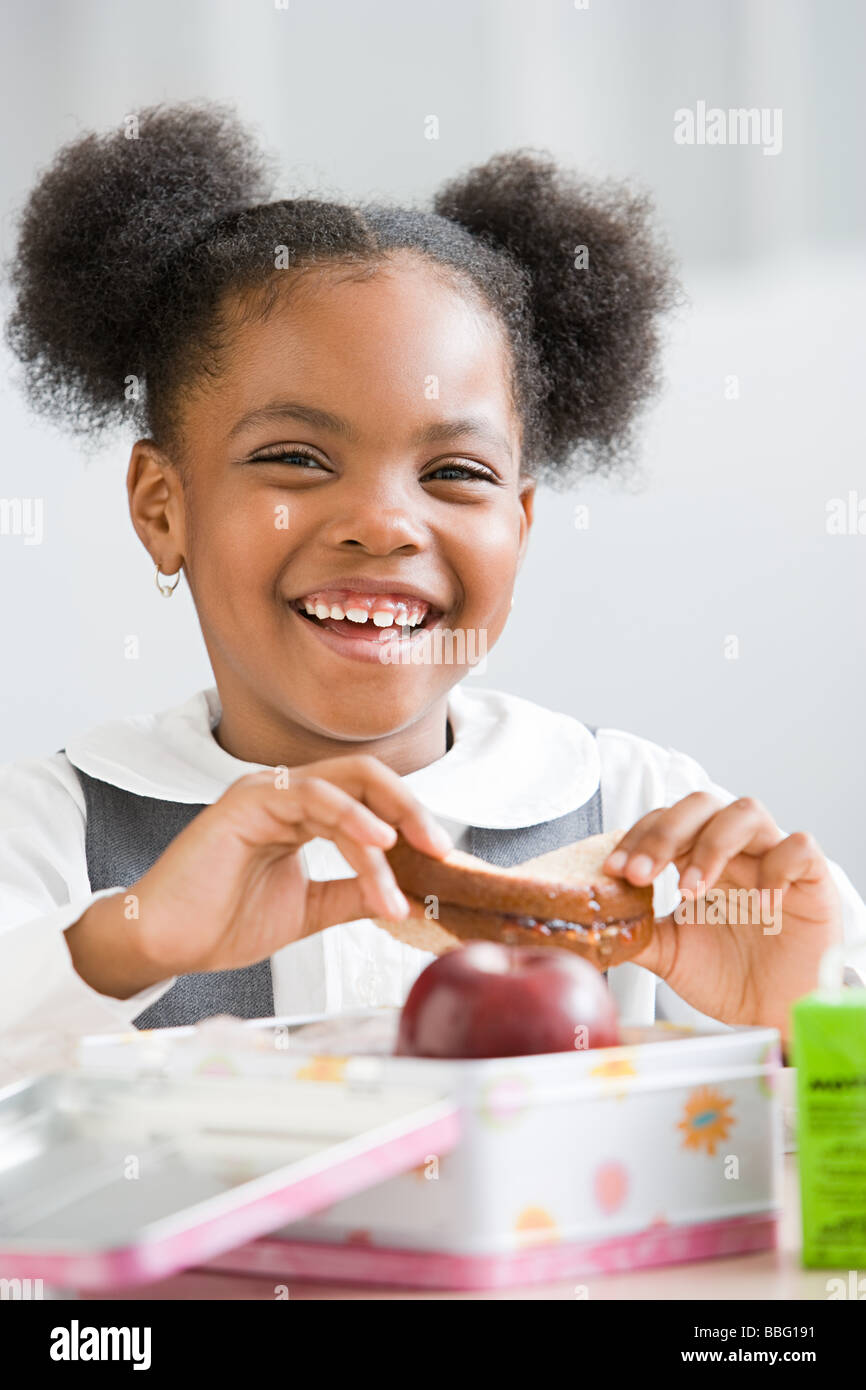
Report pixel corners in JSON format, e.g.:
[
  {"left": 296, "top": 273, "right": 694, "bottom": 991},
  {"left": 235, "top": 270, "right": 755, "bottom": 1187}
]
[{"left": 129, "top": 254, "right": 535, "bottom": 770}]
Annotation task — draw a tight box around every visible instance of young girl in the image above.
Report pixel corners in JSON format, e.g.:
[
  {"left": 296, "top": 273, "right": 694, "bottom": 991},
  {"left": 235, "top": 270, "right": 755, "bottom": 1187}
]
[{"left": 2, "top": 103, "right": 863, "bottom": 1052}]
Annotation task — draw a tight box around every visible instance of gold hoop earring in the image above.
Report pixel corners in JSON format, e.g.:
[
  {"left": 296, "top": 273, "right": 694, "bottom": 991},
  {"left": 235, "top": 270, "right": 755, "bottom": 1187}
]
[{"left": 155, "top": 563, "right": 181, "bottom": 597}]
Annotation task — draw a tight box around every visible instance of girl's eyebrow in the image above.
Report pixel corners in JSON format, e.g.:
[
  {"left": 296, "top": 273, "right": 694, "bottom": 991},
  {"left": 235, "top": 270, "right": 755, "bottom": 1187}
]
[{"left": 228, "top": 399, "right": 512, "bottom": 457}]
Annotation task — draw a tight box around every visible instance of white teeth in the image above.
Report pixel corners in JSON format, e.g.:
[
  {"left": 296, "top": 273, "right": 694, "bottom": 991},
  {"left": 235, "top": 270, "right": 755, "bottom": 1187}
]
[{"left": 297, "top": 595, "right": 432, "bottom": 628}]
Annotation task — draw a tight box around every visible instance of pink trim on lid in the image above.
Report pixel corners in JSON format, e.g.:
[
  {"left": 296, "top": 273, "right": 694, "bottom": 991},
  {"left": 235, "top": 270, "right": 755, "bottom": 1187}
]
[
  {"left": 202, "top": 1211, "right": 780, "bottom": 1292},
  {"left": 0, "top": 1111, "right": 459, "bottom": 1291}
]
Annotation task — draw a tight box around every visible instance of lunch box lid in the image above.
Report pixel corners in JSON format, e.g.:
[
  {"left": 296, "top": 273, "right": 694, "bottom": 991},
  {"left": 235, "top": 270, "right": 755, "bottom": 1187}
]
[{"left": 0, "top": 1063, "right": 460, "bottom": 1290}]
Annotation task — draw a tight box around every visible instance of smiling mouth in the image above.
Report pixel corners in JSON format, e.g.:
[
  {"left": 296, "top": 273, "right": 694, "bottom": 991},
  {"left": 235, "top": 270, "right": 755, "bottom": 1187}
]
[{"left": 287, "top": 597, "right": 445, "bottom": 642}]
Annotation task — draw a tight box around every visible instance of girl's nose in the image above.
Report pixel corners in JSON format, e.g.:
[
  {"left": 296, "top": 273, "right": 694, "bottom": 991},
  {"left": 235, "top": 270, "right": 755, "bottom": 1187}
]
[{"left": 321, "top": 491, "right": 428, "bottom": 553}]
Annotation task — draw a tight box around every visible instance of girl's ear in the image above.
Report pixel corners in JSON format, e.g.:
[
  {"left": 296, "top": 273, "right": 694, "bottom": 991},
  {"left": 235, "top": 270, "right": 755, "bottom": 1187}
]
[
  {"left": 126, "top": 438, "right": 187, "bottom": 567},
  {"left": 516, "top": 477, "right": 536, "bottom": 570}
]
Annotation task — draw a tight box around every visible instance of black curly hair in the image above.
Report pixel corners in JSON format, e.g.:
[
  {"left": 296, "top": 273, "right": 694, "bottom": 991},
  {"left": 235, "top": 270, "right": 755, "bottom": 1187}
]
[{"left": 5, "top": 102, "right": 678, "bottom": 490}]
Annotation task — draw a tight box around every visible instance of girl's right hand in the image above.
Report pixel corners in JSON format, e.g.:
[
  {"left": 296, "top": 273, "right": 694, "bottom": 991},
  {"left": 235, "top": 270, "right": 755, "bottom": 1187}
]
[{"left": 86, "top": 756, "right": 452, "bottom": 986}]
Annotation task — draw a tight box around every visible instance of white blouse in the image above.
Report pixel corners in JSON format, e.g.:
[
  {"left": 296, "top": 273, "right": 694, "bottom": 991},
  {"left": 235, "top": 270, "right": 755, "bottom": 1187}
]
[{"left": 1, "top": 681, "right": 864, "bottom": 1043}]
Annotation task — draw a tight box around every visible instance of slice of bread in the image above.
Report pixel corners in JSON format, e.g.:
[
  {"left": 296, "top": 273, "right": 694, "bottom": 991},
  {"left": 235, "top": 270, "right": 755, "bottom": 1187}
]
[
  {"left": 512, "top": 829, "right": 631, "bottom": 879},
  {"left": 371, "top": 829, "right": 654, "bottom": 968}
]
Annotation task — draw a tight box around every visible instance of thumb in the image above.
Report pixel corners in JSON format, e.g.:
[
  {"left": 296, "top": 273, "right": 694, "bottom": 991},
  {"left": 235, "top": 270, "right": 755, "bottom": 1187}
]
[
  {"left": 629, "top": 913, "right": 678, "bottom": 980},
  {"left": 299, "top": 874, "right": 402, "bottom": 938}
]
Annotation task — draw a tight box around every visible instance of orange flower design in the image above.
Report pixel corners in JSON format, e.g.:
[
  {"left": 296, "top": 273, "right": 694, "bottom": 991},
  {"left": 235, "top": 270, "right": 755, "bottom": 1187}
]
[
  {"left": 677, "top": 1085, "right": 735, "bottom": 1155},
  {"left": 589, "top": 1055, "right": 638, "bottom": 1100},
  {"left": 295, "top": 1055, "right": 349, "bottom": 1082},
  {"left": 514, "top": 1206, "right": 560, "bottom": 1246}
]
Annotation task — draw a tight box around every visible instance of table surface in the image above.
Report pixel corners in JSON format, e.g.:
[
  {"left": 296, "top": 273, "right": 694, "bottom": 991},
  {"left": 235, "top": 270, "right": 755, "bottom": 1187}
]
[{"left": 80, "top": 1153, "right": 848, "bottom": 1302}]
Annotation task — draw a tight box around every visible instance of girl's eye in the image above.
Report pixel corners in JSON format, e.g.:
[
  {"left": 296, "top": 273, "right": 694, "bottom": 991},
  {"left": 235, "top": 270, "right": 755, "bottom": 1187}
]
[
  {"left": 251, "top": 449, "right": 326, "bottom": 469},
  {"left": 248, "top": 450, "right": 497, "bottom": 484},
  {"left": 425, "top": 461, "right": 498, "bottom": 483}
]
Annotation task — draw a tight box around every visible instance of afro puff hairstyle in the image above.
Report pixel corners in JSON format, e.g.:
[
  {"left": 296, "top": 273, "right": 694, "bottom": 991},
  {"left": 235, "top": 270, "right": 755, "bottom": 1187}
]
[{"left": 6, "top": 102, "right": 679, "bottom": 490}]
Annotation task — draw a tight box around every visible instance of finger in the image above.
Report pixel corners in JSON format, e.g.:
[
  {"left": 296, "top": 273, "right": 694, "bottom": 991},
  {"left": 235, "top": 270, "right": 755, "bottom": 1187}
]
[
  {"left": 283, "top": 774, "right": 410, "bottom": 858},
  {"left": 754, "top": 831, "right": 827, "bottom": 893},
  {"left": 298, "top": 755, "right": 454, "bottom": 857},
  {"left": 676, "top": 797, "right": 785, "bottom": 895},
  {"left": 301, "top": 875, "right": 372, "bottom": 937},
  {"left": 222, "top": 770, "right": 405, "bottom": 853},
  {"left": 602, "top": 793, "right": 728, "bottom": 884},
  {"left": 301, "top": 862, "right": 409, "bottom": 938},
  {"left": 293, "top": 821, "right": 411, "bottom": 922},
  {"left": 627, "top": 913, "right": 676, "bottom": 979}
]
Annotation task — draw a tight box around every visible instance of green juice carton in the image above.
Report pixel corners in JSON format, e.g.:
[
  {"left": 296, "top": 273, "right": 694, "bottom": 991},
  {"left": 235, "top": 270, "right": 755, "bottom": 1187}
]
[{"left": 792, "top": 943, "right": 866, "bottom": 1268}]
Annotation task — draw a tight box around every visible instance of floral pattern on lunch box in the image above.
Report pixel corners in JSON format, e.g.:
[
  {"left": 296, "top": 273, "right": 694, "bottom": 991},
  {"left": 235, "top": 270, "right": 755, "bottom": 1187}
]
[{"left": 676, "top": 1085, "right": 736, "bottom": 1156}]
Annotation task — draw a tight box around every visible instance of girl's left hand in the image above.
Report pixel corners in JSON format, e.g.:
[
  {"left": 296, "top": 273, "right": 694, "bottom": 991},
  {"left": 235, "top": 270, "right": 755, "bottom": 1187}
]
[{"left": 603, "top": 792, "right": 844, "bottom": 1044}]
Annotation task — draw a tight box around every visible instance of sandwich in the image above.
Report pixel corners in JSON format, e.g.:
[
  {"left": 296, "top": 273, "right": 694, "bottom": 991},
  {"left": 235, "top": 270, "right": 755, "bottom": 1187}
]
[{"left": 371, "top": 828, "right": 654, "bottom": 970}]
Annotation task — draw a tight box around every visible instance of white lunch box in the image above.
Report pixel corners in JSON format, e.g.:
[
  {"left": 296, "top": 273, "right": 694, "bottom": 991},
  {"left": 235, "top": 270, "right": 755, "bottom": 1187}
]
[{"left": 75, "top": 1010, "right": 784, "bottom": 1291}]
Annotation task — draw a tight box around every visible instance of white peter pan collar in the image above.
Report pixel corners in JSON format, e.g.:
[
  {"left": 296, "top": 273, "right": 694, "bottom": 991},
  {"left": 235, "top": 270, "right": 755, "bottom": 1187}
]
[
  {"left": 410, "top": 684, "right": 599, "bottom": 827},
  {"left": 64, "top": 681, "right": 599, "bottom": 829}
]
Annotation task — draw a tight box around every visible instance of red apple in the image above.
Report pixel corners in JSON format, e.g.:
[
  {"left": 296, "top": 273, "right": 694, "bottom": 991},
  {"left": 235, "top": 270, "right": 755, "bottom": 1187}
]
[{"left": 395, "top": 941, "right": 620, "bottom": 1059}]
